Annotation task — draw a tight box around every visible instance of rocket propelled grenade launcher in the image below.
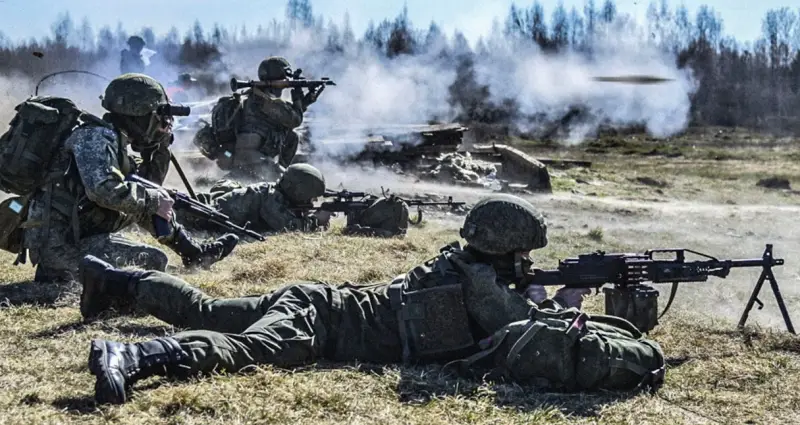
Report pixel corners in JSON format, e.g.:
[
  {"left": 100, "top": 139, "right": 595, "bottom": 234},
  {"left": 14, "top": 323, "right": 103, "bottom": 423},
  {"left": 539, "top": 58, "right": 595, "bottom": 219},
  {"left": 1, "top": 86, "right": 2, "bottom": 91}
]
[{"left": 230, "top": 77, "right": 336, "bottom": 92}]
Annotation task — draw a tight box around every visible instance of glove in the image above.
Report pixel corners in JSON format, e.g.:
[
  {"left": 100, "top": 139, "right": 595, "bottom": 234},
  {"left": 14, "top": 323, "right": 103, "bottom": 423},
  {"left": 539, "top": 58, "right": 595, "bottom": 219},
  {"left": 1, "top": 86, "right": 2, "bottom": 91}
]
[
  {"left": 525, "top": 284, "right": 547, "bottom": 304},
  {"left": 553, "top": 287, "right": 592, "bottom": 309},
  {"left": 303, "top": 85, "right": 325, "bottom": 106},
  {"left": 291, "top": 87, "right": 304, "bottom": 103}
]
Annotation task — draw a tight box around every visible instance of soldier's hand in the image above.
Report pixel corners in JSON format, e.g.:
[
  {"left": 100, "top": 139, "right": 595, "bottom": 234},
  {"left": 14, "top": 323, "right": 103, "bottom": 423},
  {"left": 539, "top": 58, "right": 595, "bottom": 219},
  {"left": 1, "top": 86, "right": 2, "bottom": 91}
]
[
  {"left": 525, "top": 284, "right": 547, "bottom": 304},
  {"left": 156, "top": 191, "right": 175, "bottom": 221},
  {"left": 291, "top": 87, "right": 304, "bottom": 103},
  {"left": 313, "top": 210, "right": 333, "bottom": 228},
  {"left": 304, "top": 85, "right": 325, "bottom": 105},
  {"left": 554, "top": 287, "right": 592, "bottom": 309}
]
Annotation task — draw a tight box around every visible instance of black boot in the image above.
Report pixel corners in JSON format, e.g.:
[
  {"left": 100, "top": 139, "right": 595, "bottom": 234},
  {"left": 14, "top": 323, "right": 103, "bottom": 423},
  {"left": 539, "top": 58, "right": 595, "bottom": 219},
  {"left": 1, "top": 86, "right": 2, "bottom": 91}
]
[
  {"left": 78, "top": 256, "right": 142, "bottom": 321},
  {"left": 167, "top": 227, "right": 239, "bottom": 269},
  {"left": 89, "top": 337, "right": 189, "bottom": 404}
]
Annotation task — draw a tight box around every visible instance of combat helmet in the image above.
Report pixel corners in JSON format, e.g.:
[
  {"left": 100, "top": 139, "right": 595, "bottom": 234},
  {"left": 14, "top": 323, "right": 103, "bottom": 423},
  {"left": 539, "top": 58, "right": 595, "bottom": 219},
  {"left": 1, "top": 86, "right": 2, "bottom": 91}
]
[
  {"left": 127, "top": 35, "right": 145, "bottom": 49},
  {"left": 258, "top": 56, "right": 291, "bottom": 81},
  {"left": 460, "top": 194, "right": 548, "bottom": 255},
  {"left": 102, "top": 73, "right": 168, "bottom": 116},
  {"left": 277, "top": 164, "right": 325, "bottom": 204}
]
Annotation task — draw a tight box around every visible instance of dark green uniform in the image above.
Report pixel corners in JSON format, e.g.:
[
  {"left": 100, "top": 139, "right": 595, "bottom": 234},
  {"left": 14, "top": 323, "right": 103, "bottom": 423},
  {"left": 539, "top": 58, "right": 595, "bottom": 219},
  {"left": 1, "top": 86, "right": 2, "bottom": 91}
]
[{"left": 123, "top": 243, "right": 532, "bottom": 373}]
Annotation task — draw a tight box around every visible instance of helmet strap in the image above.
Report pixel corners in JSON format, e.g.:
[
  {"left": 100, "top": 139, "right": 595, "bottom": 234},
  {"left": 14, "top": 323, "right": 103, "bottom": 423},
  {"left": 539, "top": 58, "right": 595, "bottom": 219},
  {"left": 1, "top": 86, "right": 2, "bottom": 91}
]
[{"left": 514, "top": 252, "right": 524, "bottom": 279}]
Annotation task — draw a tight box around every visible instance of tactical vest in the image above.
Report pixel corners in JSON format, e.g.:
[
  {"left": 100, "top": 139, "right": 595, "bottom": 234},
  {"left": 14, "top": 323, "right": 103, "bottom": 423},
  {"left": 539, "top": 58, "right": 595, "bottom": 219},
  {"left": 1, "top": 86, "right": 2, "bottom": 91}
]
[
  {"left": 388, "top": 243, "right": 475, "bottom": 362},
  {"left": 33, "top": 123, "right": 134, "bottom": 249}
]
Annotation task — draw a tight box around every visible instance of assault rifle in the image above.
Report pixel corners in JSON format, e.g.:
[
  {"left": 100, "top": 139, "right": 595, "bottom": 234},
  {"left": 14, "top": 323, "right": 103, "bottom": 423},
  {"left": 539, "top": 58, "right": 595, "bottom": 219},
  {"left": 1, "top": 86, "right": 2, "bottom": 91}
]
[
  {"left": 522, "top": 244, "right": 794, "bottom": 334},
  {"left": 127, "top": 175, "right": 265, "bottom": 241}
]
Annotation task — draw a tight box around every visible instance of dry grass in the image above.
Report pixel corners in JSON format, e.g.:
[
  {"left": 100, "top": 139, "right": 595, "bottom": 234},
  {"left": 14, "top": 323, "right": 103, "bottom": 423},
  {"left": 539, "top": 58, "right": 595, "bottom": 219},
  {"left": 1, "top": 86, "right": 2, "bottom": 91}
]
[{"left": 1, "top": 131, "right": 800, "bottom": 424}]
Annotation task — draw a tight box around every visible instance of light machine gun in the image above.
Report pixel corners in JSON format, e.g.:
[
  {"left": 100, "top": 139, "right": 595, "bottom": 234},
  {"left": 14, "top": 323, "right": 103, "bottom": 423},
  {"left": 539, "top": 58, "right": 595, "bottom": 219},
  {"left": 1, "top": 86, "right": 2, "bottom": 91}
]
[
  {"left": 127, "top": 175, "right": 265, "bottom": 242},
  {"left": 294, "top": 189, "right": 465, "bottom": 225},
  {"left": 522, "top": 244, "right": 794, "bottom": 334}
]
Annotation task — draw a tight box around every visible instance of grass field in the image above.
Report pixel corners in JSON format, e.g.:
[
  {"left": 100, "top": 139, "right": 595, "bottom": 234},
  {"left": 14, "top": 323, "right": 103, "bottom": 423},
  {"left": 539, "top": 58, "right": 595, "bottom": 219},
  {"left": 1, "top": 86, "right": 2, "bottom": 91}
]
[{"left": 1, "top": 128, "right": 799, "bottom": 424}]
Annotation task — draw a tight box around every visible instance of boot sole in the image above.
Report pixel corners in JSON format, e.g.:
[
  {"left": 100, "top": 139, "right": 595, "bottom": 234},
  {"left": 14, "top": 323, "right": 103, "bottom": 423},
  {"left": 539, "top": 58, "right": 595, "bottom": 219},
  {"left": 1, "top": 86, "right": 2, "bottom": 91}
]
[{"left": 88, "top": 340, "right": 127, "bottom": 404}]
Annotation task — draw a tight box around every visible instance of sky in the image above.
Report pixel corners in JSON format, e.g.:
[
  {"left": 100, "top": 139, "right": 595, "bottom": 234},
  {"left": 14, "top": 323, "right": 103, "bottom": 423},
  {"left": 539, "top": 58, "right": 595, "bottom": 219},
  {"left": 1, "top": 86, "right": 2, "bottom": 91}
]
[{"left": 0, "top": 0, "right": 793, "bottom": 45}]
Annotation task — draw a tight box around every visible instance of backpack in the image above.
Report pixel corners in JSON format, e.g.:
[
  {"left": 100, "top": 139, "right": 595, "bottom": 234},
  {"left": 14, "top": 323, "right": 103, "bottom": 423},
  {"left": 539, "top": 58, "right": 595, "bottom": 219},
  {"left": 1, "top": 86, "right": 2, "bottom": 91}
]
[
  {"left": 0, "top": 96, "right": 84, "bottom": 197},
  {"left": 343, "top": 196, "right": 410, "bottom": 238},
  {"left": 453, "top": 308, "right": 666, "bottom": 392},
  {"left": 210, "top": 93, "right": 243, "bottom": 149}
]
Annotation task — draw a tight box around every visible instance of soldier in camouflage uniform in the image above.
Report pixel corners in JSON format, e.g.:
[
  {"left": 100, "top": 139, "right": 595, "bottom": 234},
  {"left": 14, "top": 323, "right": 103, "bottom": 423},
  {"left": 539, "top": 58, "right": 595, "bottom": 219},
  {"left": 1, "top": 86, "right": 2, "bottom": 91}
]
[
  {"left": 23, "top": 74, "right": 239, "bottom": 282},
  {"left": 78, "top": 194, "right": 591, "bottom": 404},
  {"left": 177, "top": 165, "right": 410, "bottom": 237},
  {"left": 199, "top": 56, "right": 323, "bottom": 182},
  {"left": 120, "top": 36, "right": 146, "bottom": 75},
  {"left": 178, "top": 164, "right": 330, "bottom": 234}
]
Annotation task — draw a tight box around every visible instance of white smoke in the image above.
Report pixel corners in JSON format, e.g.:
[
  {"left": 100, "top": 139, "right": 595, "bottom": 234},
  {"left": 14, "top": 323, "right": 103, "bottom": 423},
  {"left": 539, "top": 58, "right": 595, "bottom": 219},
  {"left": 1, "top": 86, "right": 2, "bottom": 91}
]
[{"left": 207, "top": 11, "right": 696, "bottom": 158}]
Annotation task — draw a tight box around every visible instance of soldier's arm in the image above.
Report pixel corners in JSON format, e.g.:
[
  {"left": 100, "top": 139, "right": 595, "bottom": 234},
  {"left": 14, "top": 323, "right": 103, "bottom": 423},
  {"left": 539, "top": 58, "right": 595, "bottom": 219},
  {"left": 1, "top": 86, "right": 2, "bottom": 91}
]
[
  {"left": 136, "top": 142, "right": 171, "bottom": 184},
  {"left": 259, "top": 190, "right": 315, "bottom": 232},
  {"left": 261, "top": 97, "right": 304, "bottom": 129},
  {"left": 68, "top": 126, "right": 165, "bottom": 219},
  {"left": 449, "top": 256, "right": 532, "bottom": 334}
]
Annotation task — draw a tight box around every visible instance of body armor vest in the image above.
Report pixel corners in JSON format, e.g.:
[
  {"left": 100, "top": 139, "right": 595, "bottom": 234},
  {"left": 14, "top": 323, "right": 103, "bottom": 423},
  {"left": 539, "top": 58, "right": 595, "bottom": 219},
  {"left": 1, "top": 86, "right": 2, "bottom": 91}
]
[{"left": 388, "top": 243, "right": 475, "bottom": 362}]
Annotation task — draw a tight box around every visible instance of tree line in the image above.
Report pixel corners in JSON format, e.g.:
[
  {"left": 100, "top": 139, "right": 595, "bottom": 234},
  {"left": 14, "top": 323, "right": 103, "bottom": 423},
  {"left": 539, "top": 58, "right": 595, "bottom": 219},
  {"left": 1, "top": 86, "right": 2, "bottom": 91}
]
[{"left": 1, "top": 0, "right": 799, "bottom": 135}]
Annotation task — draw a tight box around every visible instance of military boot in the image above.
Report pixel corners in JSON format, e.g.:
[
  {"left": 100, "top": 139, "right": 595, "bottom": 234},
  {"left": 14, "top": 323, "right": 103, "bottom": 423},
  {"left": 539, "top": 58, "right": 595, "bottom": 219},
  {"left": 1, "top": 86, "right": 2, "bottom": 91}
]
[
  {"left": 167, "top": 227, "right": 239, "bottom": 269},
  {"left": 89, "top": 337, "right": 189, "bottom": 404},
  {"left": 79, "top": 255, "right": 141, "bottom": 321}
]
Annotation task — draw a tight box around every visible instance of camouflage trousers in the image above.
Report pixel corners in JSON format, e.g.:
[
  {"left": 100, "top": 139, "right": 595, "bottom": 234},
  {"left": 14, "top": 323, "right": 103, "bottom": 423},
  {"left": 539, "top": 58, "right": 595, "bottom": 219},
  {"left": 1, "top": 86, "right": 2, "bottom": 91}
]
[
  {"left": 31, "top": 232, "right": 168, "bottom": 282},
  {"left": 132, "top": 272, "right": 404, "bottom": 374}
]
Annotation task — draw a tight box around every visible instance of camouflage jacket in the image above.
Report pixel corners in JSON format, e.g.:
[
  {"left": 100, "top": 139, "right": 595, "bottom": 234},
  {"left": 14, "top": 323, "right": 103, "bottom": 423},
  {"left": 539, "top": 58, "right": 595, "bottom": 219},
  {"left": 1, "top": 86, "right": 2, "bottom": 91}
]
[
  {"left": 237, "top": 88, "right": 304, "bottom": 156},
  {"left": 199, "top": 182, "right": 318, "bottom": 233},
  {"left": 363, "top": 243, "right": 534, "bottom": 363},
  {"left": 24, "top": 124, "right": 170, "bottom": 253}
]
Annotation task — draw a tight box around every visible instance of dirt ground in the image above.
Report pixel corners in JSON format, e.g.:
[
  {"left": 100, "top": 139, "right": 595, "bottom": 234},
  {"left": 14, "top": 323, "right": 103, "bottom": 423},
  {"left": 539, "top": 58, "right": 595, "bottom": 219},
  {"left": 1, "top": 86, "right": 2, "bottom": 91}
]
[{"left": 1, "top": 128, "right": 799, "bottom": 424}]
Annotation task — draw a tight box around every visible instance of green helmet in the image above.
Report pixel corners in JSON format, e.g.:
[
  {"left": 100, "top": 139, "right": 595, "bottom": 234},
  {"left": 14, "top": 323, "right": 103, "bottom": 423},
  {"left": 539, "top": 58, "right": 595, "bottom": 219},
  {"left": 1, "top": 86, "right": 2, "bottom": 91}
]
[
  {"left": 258, "top": 57, "right": 291, "bottom": 81},
  {"left": 277, "top": 164, "right": 325, "bottom": 204},
  {"left": 102, "top": 73, "right": 168, "bottom": 116},
  {"left": 460, "top": 194, "right": 548, "bottom": 255}
]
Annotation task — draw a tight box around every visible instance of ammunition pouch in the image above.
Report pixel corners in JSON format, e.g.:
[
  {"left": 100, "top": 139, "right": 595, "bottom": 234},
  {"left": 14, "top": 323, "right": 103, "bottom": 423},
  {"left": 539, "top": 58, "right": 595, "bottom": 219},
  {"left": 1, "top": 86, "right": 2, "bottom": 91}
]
[
  {"left": 389, "top": 251, "right": 474, "bottom": 362},
  {"left": 0, "top": 197, "right": 28, "bottom": 254},
  {"left": 603, "top": 285, "right": 660, "bottom": 333}
]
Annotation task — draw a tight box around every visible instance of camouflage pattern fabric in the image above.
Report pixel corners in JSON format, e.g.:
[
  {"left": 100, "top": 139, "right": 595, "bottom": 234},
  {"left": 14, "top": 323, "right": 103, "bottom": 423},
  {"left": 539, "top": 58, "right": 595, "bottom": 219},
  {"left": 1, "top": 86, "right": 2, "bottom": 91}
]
[
  {"left": 226, "top": 88, "right": 304, "bottom": 173},
  {"left": 342, "top": 197, "right": 409, "bottom": 238},
  {"left": 102, "top": 74, "right": 168, "bottom": 117},
  {"left": 460, "top": 194, "right": 548, "bottom": 255},
  {"left": 118, "top": 243, "right": 536, "bottom": 373},
  {"left": 176, "top": 182, "right": 318, "bottom": 234},
  {"left": 34, "top": 233, "right": 168, "bottom": 281},
  {"left": 24, "top": 125, "right": 174, "bottom": 280}
]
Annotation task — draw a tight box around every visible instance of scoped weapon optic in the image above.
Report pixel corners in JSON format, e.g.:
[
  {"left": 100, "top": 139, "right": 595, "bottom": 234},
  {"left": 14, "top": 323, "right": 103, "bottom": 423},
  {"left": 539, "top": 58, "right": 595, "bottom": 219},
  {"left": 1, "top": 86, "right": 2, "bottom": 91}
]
[
  {"left": 126, "top": 174, "right": 265, "bottom": 241},
  {"left": 522, "top": 244, "right": 794, "bottom": 334}
]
